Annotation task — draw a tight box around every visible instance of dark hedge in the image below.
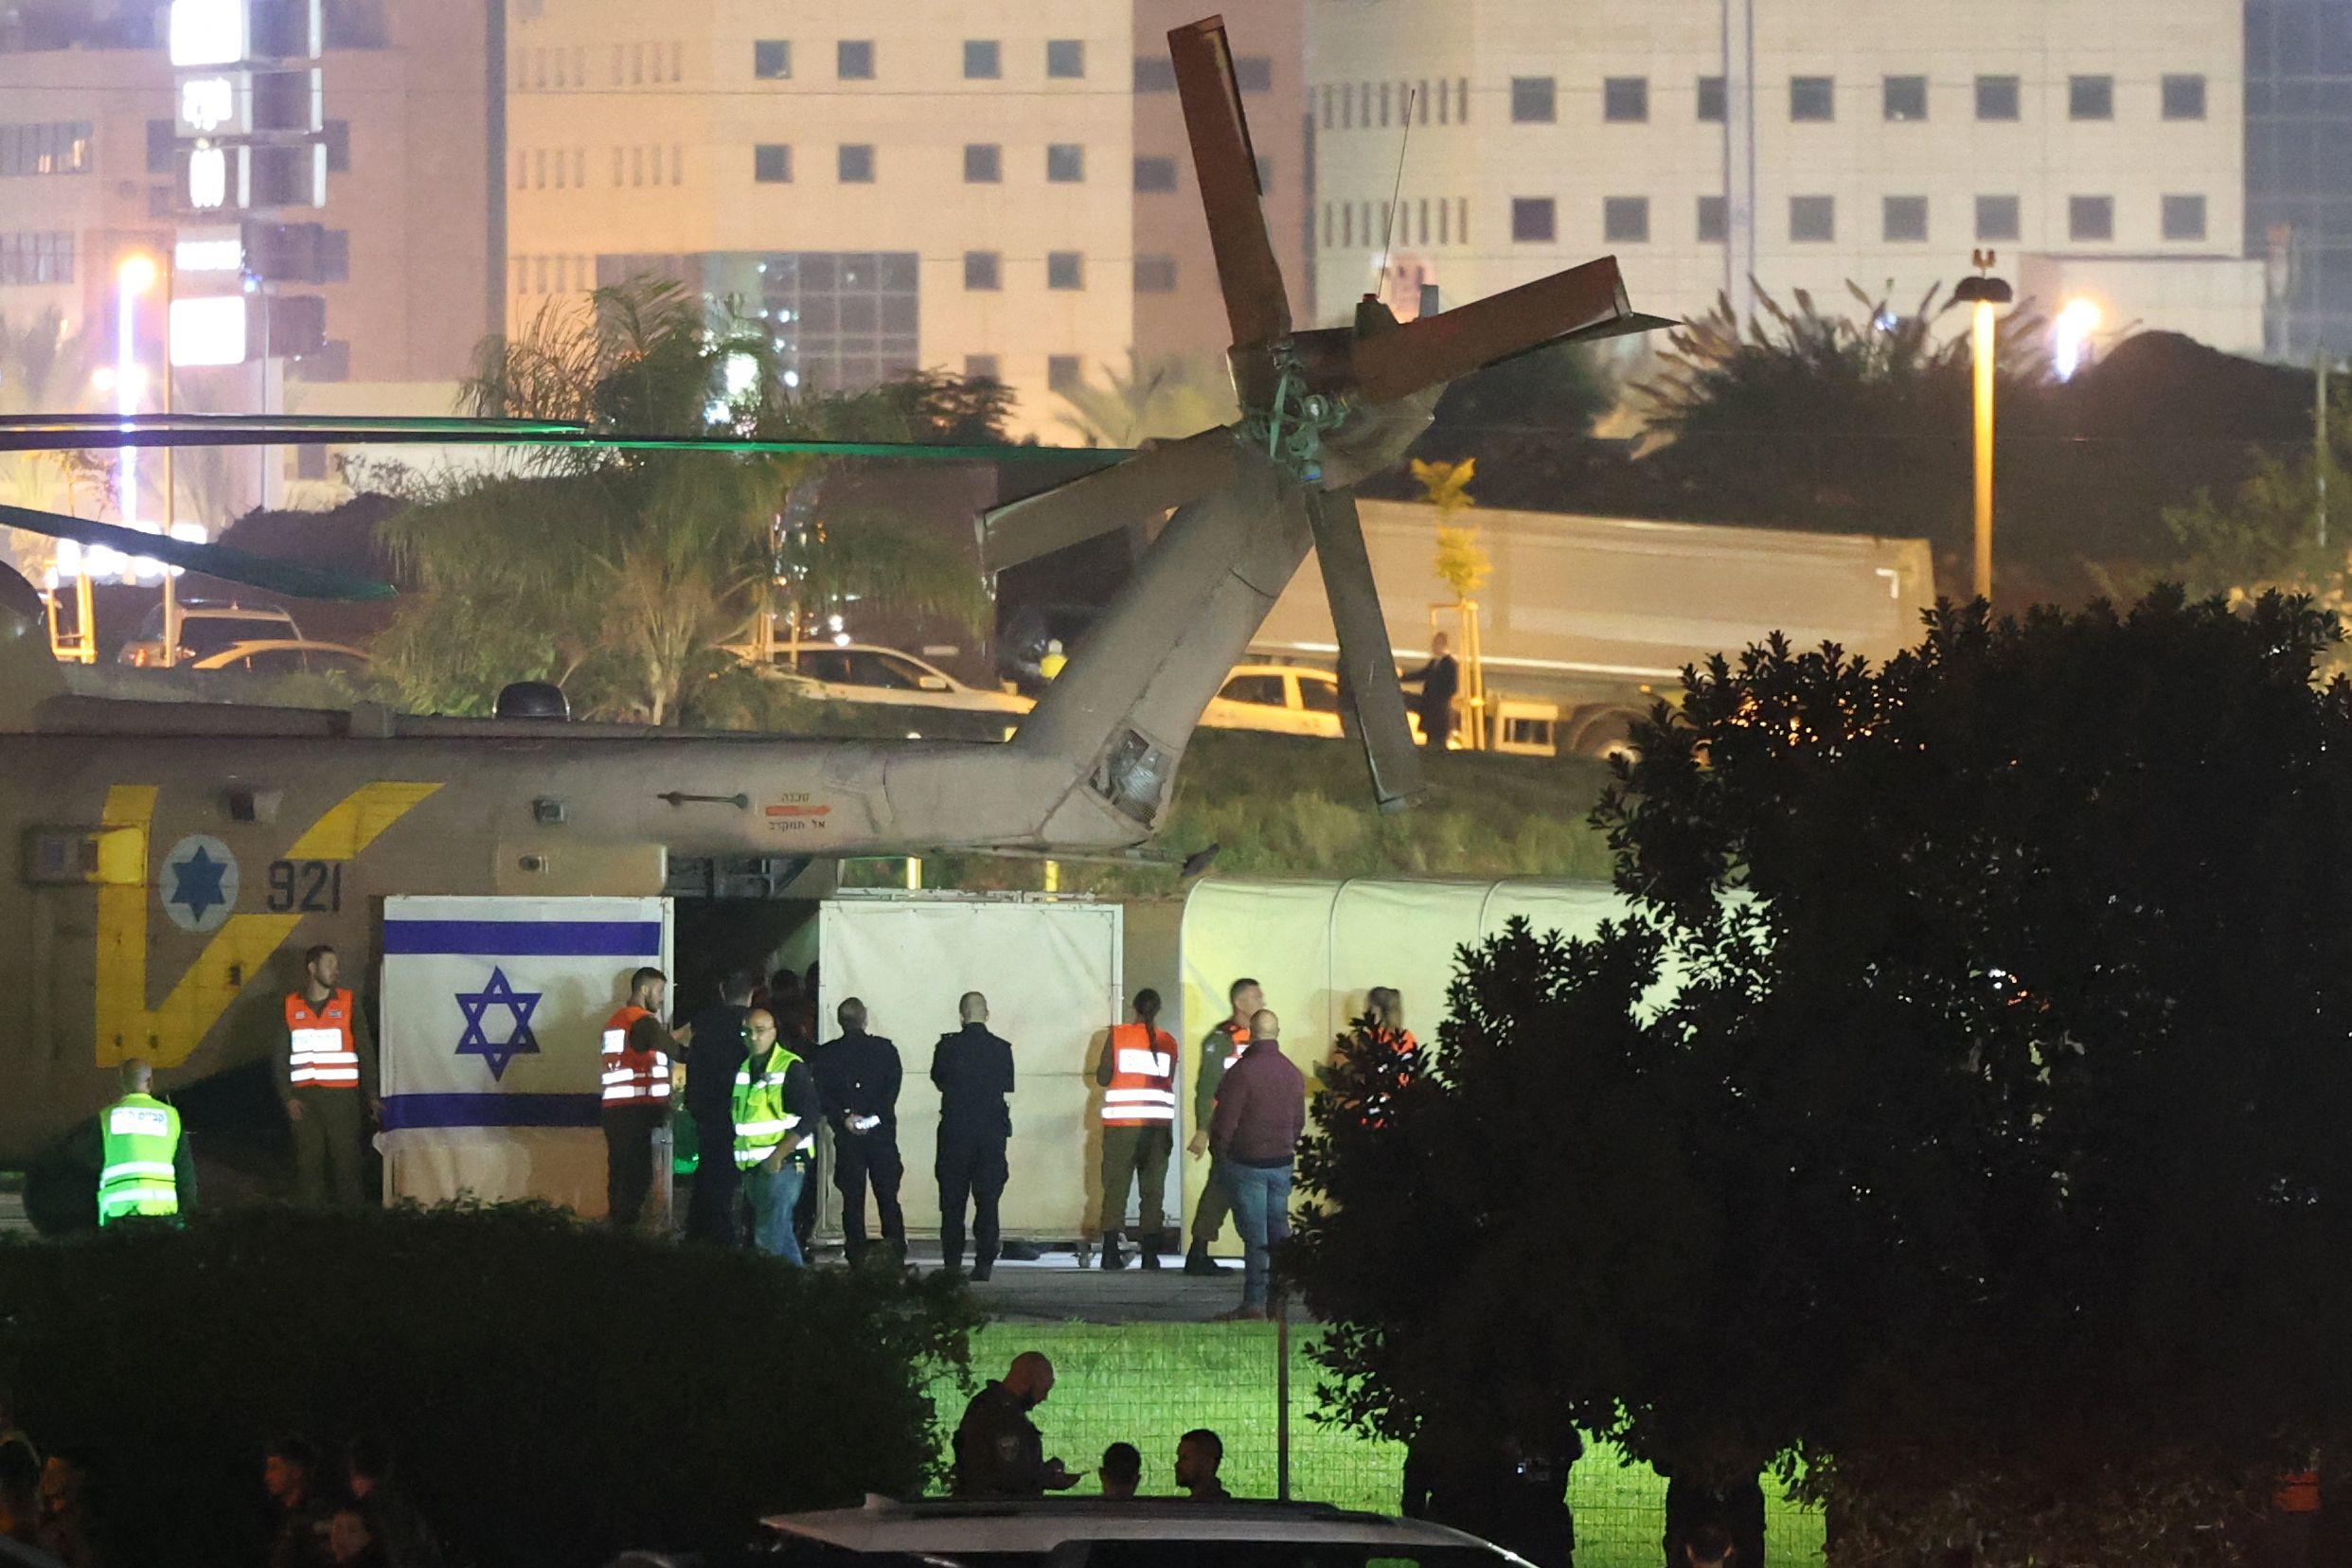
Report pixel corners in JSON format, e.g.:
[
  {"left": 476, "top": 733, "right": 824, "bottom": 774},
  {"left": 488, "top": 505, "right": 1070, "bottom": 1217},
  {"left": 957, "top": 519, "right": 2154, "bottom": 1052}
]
[{"left": 0, "top": 1203, "right": 978, "bottom": 1567}]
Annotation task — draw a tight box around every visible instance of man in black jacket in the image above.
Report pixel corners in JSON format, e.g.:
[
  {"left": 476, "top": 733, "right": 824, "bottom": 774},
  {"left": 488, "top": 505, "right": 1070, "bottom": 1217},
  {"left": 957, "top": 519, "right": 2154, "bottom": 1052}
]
[
  {"left": 814, "top": 996, "right": 905, "bottom": 1265},
  {"left": 1404, "top": 632, "right": 1461, "bottom": 750},
  {"left": 681, "top": 970, "right": 756, "bottom": 1245},
  {"left": 932, "top": 990, "right": 1016, "bottom": 1279}
]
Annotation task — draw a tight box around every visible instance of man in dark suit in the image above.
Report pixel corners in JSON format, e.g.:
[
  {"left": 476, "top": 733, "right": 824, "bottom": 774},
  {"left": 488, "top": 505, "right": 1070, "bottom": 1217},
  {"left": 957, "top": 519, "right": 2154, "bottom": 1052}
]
[
  {"left": 932, "top": 990, "right": 1016, "bottom": 1279},
  {"left": 813, "top": 996, "right": 905, "bottom": 1265}
]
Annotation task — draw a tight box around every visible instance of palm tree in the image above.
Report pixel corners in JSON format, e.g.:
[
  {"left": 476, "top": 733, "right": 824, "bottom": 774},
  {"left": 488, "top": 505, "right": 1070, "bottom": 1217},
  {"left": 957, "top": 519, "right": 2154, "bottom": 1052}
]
[
  {"left": 379, "top": 276, "right": 987, "bottom": 722},
  {"left": 1055, "top": 349, "right": 1238, "bottom": 448},
  {"left": 0, "top": 308, "right": 104, "bottom": 576}
]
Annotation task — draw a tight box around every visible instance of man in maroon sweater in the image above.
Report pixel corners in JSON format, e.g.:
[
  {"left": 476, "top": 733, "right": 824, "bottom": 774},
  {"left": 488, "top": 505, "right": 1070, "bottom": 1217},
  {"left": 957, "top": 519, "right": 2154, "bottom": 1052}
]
[{"left": 1207, "top": 1008, "right": 1307, "bottom": 1321}]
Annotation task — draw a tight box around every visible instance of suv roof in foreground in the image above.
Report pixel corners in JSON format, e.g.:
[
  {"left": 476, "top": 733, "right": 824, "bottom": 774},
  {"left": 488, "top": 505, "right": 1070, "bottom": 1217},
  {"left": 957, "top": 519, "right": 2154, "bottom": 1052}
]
[{"left": 764, "top": 1496, "right": 1492, "bottom": 1555}]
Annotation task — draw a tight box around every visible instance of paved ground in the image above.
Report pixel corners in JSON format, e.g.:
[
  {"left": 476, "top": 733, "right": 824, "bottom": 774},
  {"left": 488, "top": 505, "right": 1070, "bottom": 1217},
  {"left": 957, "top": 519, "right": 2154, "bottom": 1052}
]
[{"left": 932, "top": 1248, "right": 1256, "bottom": 1324}]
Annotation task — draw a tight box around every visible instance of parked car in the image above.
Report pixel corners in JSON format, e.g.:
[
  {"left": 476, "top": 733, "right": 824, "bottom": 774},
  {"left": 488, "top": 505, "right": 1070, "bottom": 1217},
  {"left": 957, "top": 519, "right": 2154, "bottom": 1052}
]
[
  {"left": 1202, "top": 663, "right": 1440, "bottom": 746},
  {"left": 762, "top": 1494, "right": 1517, "bottom": 1568},
  {"left": 116, "top": 599, "right": 304, "bottom": 668},
  {"left": 187, "top": 639, "right": 372, "bottom": 676},
  {"left": 730, "top": 641, "right": 1032, "bottom": 718}
]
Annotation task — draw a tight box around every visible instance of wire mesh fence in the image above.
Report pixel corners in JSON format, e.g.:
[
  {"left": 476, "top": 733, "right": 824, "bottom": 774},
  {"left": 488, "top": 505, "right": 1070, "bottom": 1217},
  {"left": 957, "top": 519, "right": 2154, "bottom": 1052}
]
[{"left": 942, "top": 1322, "right": 1827, "bottom": 1568}]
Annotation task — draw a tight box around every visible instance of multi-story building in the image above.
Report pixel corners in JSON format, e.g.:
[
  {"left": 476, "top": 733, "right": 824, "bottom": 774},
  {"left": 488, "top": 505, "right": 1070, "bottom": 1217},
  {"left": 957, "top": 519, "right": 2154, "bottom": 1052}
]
[
  {"left": 1308, "top": 0, "right": 2266, "bottom": 355},
  {"left": 503, "top": 0, "right": 1135, "bottom": 436},
  {"left": 2246, "top": 0, "right": 2352, "bottom": 357},
  {"left": 1129, "top": 0, "right": 1310, "bottom": 364}
]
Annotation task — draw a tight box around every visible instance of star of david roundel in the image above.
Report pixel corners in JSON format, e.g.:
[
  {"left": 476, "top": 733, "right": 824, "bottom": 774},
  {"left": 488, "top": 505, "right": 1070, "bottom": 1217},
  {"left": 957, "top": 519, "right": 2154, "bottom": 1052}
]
[{"left": 160, "top": 833, "right": 240, "bottom": 934}]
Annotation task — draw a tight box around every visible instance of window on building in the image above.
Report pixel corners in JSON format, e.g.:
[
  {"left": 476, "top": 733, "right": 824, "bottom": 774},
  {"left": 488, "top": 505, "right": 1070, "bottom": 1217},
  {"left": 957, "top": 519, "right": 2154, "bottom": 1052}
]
[
  {"left": 1603, "top": 77, "right": 1648, "bottom": 123},
  {"left": 1791, "top": 76, "right": 1834, "bottom": 121},
  {"left": 755, "top": 144, "right": 792, "bottom": 184},
  {"left": 754, "top": 40, "right": 790, "bottom": 80},
  {"left": 1047, "top": 251, "right": 1083, "bottom": 289},
  {"left": 2163, "top": 74, "right": 2207, "bottom": 120},
  {"left": 0, "top": 122, "right": 95, "bottom": 177},
  {"left": 1256, "top": 154, "right": 1274, "bottom": 191},
  {"left": 1976, "top": 194, "right": 2022, "bottom": 241},
  {"left": 1603, "top": 196, "right": 1650, "bottom": 242},
  {"left": 1135, "top": 55, "right": 1176, "bottom": 92},
  {"left": 1047, "top": 354, "right": 1082, "bottom": 391},
  {"left": 1237, "top": 56, "right": 1273, "bottom": 92},
  {"left": 1697, "top": 75, "right": 1726, "bottom": 122},
  {"left": 1046, "top": 39, "right": 1083, "bottom": 79},
  {"left": 1380, "top": 81, "right": 1392, "bottom": 126},
  {"left": 1790, "top": 194, "right": 1835, "bottom": 241},
  {"left": 2163, "top": 193, "right": 2208, "bottom": 241},
  {"left": 754, "top": 251, "right": 920, "bottom": 394},
  {"left": 1046, "top": 144, "right": 1084, "bottom": 183},
  {"left": 2069, "top": 75, "right": 2114, "bottom": 120},
  {"left": 668, "top": 41, "right": 681, "bottom": 82},
  {"left": 964, "top": 40, "right": 1000, "bottom": 80},
  {"left": 1456, "top": 77, "right": 1470, "bottom": 123},
  {"left": 1134, "top": 155, "right": 1178, "bottom": 193},
  {"left": 1884, "top": 75, "right": 1927, "bottom": 121},
  {"left": 2070, "top": 195, "right": 2114, "bottom": 241},
  {"left": 837, "top": 40, "right": 874, "bottom": 80},
  {"left": 963, "top": 144, "right": 1001, "bottom": 183},
  {"left": 1510, "top": 77, "right": 1557, "bottom": 123},
  {"left": 964, "top": 354, "right": 1000, "bottom": 383},
  {"left": 1882, "top": 195, "right": 1929, "bottom": 241},
  {"left": 1134, "top": 255, "right": 1178, "bottom": 293},
  {"left": 963, "top": 251, "right": 1001, "bottom": 290},
  {"left": 538, "top": 149, "right": 550, "bottom": 187},
  {"left": 838, "top": 143, "right": 875, "bottom": 183},
  {"left": 147, "top": 117, "right": 175, "bottom": 174},
  {"left": 0, "top": 231, "right": 75, "bottom": 286},
  {"left": 1976, "top": 75, "right": 2021, "bottom": 121},
  {"left": 1697, "top": 194, "right": 1728, "bottom": 242},
  {"left": 1510, "top": 197, "right": 1556, "bottom": 243}
]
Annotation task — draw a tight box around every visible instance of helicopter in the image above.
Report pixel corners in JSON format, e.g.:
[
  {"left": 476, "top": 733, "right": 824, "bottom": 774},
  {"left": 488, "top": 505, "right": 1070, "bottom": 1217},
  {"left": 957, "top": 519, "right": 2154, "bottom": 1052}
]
[{"left": 0, "top": 13, "right": 1663, "bottom": 1162}]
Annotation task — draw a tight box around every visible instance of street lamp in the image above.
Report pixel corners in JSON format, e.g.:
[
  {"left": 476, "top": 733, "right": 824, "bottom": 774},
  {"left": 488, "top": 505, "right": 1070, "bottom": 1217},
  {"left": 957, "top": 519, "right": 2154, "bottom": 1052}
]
[{"left": 1954, "top": 253, "right": 2014, "bottom": 603}]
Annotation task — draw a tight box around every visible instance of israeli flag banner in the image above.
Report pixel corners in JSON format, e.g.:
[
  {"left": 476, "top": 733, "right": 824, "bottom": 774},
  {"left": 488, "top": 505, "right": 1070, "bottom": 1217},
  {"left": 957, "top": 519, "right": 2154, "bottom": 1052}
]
[{"left": 379, "top": 895, "right": 671, "bottom": 1217}]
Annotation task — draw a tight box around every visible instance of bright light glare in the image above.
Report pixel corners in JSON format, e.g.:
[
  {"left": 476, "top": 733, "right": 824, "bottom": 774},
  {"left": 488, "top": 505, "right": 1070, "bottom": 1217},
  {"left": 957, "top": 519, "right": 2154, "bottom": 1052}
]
[
  {"left": 118, "top": 254, "right": 161, "bottom": 293},
  {"left": 2053, "top": 298, "right": 2103, "bottom": 382},
  {"left": 722, "top": 351, "right": 759, "bottom": 400},
  {"left": 170, "top": 294, "right": 247, "bottom": 366},
  {"left": 187, "top": 145, "right": 228, "bottom": 209},
  {"left": 168, "top": 0, "right": 246, "bottom": 66},
  {"left": 90, "top": 366, "right": 117, "bottom": 393},
  {"left": 175, "top": 237, "right": 243, "bottom": 273},
  {"left": 179, "top": 75, "right": 236, "bottom": 133}
]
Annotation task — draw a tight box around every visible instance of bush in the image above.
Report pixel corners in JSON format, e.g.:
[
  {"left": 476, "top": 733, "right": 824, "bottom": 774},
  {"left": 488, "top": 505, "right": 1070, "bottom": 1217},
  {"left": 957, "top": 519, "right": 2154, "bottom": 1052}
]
[{"left": 0, "top": 1204, "right": 978, "bottom": 1567}]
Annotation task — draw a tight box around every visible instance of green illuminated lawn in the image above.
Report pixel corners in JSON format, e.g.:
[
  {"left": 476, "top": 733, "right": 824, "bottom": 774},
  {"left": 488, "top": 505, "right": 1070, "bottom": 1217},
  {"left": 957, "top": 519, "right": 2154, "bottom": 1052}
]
[{"left": 942, "top": 1324, "right": 1826, "bottom": 1568}]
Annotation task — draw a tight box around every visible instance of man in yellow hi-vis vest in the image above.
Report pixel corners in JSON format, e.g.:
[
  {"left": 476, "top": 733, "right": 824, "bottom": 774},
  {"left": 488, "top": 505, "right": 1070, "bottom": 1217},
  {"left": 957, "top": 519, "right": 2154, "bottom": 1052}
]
[{"left": 98, "top": 1060, "right": 193, "bottom": 1225}]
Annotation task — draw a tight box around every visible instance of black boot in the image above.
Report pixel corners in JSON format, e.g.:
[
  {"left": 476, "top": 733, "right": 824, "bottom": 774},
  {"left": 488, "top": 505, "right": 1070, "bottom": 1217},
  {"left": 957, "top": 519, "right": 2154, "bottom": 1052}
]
[
  {"left": 939, "top": 1251, "right": 964, "bottom": 1279},
  {"left": 1184, "top": 1242, "right": 1230, "bottom": 1275},
  {"left": 971, "top": 1256, "right": 994, "bottom": 1282},
  {"left": 1140, "top": 1237, "right": 1163, "bottom": 1271},
  {"left": 1100, "top": 1233, "right": 1129, "bottom": 1270}
]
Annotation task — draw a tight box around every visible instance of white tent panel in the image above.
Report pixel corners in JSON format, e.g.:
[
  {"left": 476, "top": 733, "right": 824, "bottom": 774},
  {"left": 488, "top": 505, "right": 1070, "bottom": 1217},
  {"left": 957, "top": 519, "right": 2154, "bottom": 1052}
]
[
  {"left": 817, "top": 895, "right": 1123, "bottom": 1239},
  {"left": 1174, "top": 877, "right": 1635, "bottom": 1248}
]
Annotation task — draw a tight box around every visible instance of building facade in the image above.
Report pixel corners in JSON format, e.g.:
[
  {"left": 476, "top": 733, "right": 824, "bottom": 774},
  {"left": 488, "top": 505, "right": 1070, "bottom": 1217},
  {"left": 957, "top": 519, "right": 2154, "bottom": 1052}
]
[
  {"left": 2246, "top": 0, "right": 2352, "bottom": 357},
  {"left": 503, "top": 0, "right": 1137, "bottom": 436},
  {"left": 1308, "top": 0, "right": 2266, "bottom": 354}
]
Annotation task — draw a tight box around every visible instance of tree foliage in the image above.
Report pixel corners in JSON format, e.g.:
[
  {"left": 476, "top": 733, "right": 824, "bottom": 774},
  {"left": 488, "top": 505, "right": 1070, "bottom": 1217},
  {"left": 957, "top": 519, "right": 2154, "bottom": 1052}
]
[
  {"left": 375, "top": 278, "right": 989, "bottom": 722},
  {"left": 1054, "top": 349, "right": 1238, "bottom": 447},
  {"left": 1294, "top": 589, "right": 2352, "bottom": 1565}
]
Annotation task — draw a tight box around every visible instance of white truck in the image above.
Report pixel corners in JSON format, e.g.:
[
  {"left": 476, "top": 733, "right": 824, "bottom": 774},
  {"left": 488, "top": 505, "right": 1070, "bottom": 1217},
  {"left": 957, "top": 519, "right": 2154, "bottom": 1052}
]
[{"left": 1250, "top": 500, "right": 1939, "bottom": 759}]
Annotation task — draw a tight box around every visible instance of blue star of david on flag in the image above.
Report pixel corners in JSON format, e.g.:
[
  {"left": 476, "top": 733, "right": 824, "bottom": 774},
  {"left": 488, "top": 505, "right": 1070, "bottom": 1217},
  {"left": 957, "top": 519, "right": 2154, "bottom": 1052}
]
[{"left": 453, "top": 967, "right": 543, "bottom": 1081}]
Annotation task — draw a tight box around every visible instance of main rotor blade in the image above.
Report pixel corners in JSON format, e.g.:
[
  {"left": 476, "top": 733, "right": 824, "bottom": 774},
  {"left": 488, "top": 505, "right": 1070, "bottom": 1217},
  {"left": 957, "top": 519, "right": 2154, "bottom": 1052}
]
[
  {"left": 1348, "top": 258, "right": 1640, "bottom": 405},
  {"left": 0, "top": 504, "right": 396, "bottom": 600},
  {"left": 1306, "top": 489, "right": 1422, "bottom": 812},
  {"left": 983, "top": 429, "right": 1240, "bottom": 570},
  {"left": 1169, "top": 15, "right": 1291, "bottom": 348},
  {"left": 0, "top": 414, "right": 1125, "bottom": 463}
]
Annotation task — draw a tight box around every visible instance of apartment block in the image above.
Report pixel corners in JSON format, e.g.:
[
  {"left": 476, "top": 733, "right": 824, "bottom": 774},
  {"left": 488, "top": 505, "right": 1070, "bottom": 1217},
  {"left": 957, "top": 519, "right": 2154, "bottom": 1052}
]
[
  {"left": 1308, "top": 0, "right": 2266, "bottom": 353},
  {"left": 504, "top": 0, "right": 1136, "bottom": 436}
]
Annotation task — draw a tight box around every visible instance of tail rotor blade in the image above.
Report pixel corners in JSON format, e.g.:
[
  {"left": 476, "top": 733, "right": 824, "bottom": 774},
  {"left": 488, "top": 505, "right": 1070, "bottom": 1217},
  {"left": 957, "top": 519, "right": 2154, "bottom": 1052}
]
[
  {"left": 0, "top": 503, "right": 396, "bottom": 600},
  {"left": 1169, "top": 15, "right": 1291, "bottom": 347},
  {"left": 1350, "top": 258, "right": 1637, "bottom": 405},
  {"left": 1306, "top": 489, "right": 1422, "bottom": 812}
]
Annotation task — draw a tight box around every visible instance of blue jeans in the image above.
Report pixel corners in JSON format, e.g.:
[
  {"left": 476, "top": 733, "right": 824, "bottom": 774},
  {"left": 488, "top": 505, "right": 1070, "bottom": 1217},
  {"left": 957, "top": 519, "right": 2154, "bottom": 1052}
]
[
  {"left": 1227, "top": 1161, "right": 1292, "bottom": 1310},
  {"left": 745, "top": 1161, "right": 806, "bottom": 1265}
]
